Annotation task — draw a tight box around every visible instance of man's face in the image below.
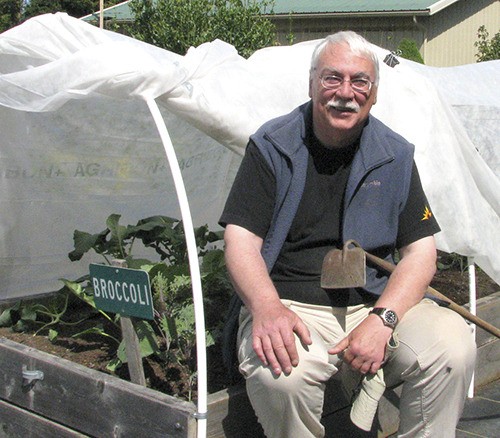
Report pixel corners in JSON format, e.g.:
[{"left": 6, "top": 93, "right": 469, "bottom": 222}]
[{"left": 309, "top": 42, "right": 378, "bottom": 148}]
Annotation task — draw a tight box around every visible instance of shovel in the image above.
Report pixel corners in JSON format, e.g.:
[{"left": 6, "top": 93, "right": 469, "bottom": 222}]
[
  {"left": 321, "top": 240, "right": 366, "bottom": 288},
  {"left": 321, "top": 240, "right": 500, "bottom": 339}
]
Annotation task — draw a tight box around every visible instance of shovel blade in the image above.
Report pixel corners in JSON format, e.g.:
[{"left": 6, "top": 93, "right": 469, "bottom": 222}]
[{"left": 321, "top": 246, "right": 366, "bottom": 289}]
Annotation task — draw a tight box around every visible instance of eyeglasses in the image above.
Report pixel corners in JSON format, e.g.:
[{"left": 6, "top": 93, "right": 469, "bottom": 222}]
[{"left": 320, "top": 74, "right": 374, "bottom": 93}]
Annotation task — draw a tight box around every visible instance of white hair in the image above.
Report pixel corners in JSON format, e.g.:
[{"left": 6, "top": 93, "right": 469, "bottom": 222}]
[{"left": 310, "top": 31, "right": 380, "bottom": 85}]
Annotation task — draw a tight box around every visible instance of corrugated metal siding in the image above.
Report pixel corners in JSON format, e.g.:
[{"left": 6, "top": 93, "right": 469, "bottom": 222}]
[
  {"left": 424, "top": 0, "right": 500, "bottom": 66},
  {"left": 273, "top": 15, "right": 423, "bottom": 55},
  {"left": 272, "top": 0, "right": 498, "bottom": 66}
]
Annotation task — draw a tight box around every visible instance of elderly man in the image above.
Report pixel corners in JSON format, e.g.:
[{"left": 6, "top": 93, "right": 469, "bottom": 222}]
[{"left": 219, "top": 31, "right": 475, "bottom": 437}]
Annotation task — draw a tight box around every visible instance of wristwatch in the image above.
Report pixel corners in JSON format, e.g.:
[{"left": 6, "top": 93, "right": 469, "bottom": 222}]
[{"left": 369, "top": 307, "right": 399, "bottom": 329}]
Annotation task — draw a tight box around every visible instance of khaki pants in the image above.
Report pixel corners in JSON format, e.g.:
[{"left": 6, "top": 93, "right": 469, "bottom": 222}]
[{"left": 237, "top": 299, "right": 476, "bottom": 438}]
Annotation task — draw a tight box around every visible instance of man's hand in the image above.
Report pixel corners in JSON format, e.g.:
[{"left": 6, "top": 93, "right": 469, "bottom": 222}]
[
  {"left": 329, "top": 237, "right": 439, "bottom": 374},
  {"left": 224, "top": 224, "right": 312, "bottom": 376},
  {"left": 328, "top": 314, "right": 392, "bottom": 375},
  {"left": 252, "top": 302, "right": 312, "bottom": 376}
]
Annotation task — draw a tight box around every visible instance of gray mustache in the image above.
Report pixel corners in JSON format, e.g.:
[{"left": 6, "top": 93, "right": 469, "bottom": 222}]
[{"left": 326, "top": 99, "right": 360, "bottom": 113}]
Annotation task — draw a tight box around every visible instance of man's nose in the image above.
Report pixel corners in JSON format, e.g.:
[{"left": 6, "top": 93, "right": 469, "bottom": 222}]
[{"left": 335, "top": 80, "right": 355, "bottom": 98}]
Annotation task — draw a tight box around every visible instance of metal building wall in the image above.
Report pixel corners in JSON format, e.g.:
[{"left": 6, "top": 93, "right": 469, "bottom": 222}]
[
  {"left": 272, "top": 15, "right": 424, "bottom": 55},
  {"left": 270, "top": 0, "right": 498, "bottom": 67},
  {"left": 425, "top": 0, "right": 499, "bottom": 66}
]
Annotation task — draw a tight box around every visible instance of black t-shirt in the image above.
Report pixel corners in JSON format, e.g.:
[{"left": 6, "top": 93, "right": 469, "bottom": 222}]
[{"left": 220, "top": 133, "right": 440, "bottom": 306}]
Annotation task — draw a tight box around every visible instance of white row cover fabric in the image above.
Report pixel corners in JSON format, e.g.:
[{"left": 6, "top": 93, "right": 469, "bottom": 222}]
[{"left": 0, "top": 13, "right": 498, "bottom": 300}]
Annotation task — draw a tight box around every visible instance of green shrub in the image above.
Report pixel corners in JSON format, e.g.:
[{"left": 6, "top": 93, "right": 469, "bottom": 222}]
[
  {"left": 397, "top": 38, "right": 424, "bottom": 64},
  {"left": 475, "top": 25, "right": 500, "bottom": 62}
]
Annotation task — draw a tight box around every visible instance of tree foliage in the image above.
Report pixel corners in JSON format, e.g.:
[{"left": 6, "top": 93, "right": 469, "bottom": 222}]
[
  {"left": 23, "top": 0, "right": 95, "bottom": 20},
  {"left": 474, "top": 25, "right": 500, "bottom": 62},
  {"left": 0, "top": 0, "right": 23, "bottom": 32},
  {"left": 0, "top": 0, "right": 122, "bottom": 32},
  {"left": 128, "top": 0, "right": 277, "bottom": 58},
  {"left": 23, "top": 0, "right": 122, "bottom": 20},
  {"left": 397, "top": 38, "right": 424, "bottom": 64}
]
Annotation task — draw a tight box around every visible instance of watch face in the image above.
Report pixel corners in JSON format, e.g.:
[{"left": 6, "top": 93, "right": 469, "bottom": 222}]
[
  {"left": 370, "top": 308, "right": 398, "bottom": 328},
  {"left": 384, "top": 310, "right": 398, "bottom": 325}
]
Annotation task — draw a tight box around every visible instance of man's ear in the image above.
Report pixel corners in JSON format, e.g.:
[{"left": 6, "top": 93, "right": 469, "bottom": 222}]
[
  {"left": 308, "top": 76, "right": 313, "bottom": 98},
  {"left": 372, "top": 86, "right": 378, "bottom": 105}
]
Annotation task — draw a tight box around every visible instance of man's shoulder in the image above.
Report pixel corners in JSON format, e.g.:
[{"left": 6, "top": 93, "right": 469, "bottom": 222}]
[
  {"left": 367, "top": 115, "right": 413, "bottom": 149},
  {"left": 365, "top": 115, "right": 415, "bottom": 158},
  {"left": 252, "top": 101, "right": 310, "bottom": 143}
]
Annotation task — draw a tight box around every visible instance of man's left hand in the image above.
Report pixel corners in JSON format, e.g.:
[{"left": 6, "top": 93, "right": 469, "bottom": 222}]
[{"left": 328, "top": 314, "right": 393, "bottom": 374}]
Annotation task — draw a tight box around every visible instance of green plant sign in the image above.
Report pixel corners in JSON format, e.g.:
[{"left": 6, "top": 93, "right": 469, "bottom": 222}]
[{"left": 90, "top": 264, "right": 154, "bottom": 320}]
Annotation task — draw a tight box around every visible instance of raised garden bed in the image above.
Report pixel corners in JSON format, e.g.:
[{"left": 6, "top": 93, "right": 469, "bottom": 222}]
[
  {"left": 0, "top": 335, "right": 399, "bottom": 437},
  {"left": 0, "top": 336, "right": 262, "bottom": 438},
  {"left": 0, "top": 253, "right": 498, "bottom": 437}
]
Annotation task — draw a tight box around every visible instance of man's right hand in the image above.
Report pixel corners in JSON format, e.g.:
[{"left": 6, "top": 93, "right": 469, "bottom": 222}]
[
  {"left": 251, "top": 302, "right": 312, "bottom": 376},
  {"left": 223, "top": 224, "right": 312, "bottom": 375}
]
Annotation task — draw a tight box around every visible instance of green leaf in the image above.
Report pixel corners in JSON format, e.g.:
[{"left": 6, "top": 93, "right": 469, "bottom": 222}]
[
  {"left": 0, "top": 307, "right": 14, "bottom": 327},
  {"left": 106, "top": 214, "right": 136, "bottom": 259},
  {"left": 107, "top": 214, "right": 131, "bottom": 248},
  {"left": 68, "top": 229, "right": 108, "bottom": 261},
  {"left": 147, "top": 262, "right": 171, "bottom": 279},
  {"left": 201, "top": 249, "right": 225, "bottom": 273},
  {"left": 13, "top": 319, "right": 31, "bottom": 332},
  {"left": 125, "top": 258, "right": 153, "bottom": 269},
  {"left": 134, "top": 215, "right": 177, "bottom": 233},
  {"left": 208, "top": 229, "right": 224, "bottom": 242},
  {"left": 72, "top": 325, "right": 119, "bottom": 344},
  {"left": 117, "top": 320, "right": 160, "bottom": 363},
  {"left": 174, "top": 304, "right": 195, "bottom": 335},
  {"left": 158, "top": 314, "right": 171, "bottom": 339},
  {"left": 48, "top": 329, "right": 59, "bottom": 342},
  {"left": 106, "top": 214, "right": 121, "bottom": 229},
  {"left": 135, "top": 320, "right": 160, "bottom": 358},
  {"left": 206, "top": 331, "right": 215, "bottom": 348},
  {"left": 134, "top": 216, "right": 177, "bottom": 241},
  {"left": 169, "top": 274, "right": 192, "bottom": 292},
  {"left": 106, "top": 356, "right": 123, "bottom": 372},
  {"left": 60, "top": 279, "right": 97, "bottom": 309},
  {"left": 20, "top": 305, "right": 38, "bottom": 322},
  {"left": 116, "top": 339, "right": 127, "bottom": 363}
]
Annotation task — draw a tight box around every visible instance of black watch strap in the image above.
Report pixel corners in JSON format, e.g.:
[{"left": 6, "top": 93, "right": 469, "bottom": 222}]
[{"left": 369, "top": 307, "right": 398, "bottom": 329}]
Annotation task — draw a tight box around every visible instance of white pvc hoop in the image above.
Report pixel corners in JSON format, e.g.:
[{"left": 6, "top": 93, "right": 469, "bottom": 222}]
[
  {"left": 146, "top": 98, "right": 208, "bottom": 437},
  {"left": 467, "top": 257, "right": 476, "bottom": 399}
]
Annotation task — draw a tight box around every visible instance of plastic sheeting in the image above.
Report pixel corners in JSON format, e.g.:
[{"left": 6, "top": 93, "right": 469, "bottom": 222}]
[{"left": 0, "top": 13, "right": 498, "bottom": 301}]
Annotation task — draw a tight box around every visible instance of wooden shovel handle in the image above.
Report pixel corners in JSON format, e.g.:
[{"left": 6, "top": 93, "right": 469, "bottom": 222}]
[{"left": 363, "top": 251, "right": 500, "bottom": 339}]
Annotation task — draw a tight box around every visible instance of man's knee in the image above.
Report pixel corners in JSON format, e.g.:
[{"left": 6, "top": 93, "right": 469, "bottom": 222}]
[
  {"left": 435, "top": 308, "right": 476, "bottom": 377},
  {"left": 240, "top": 330, "right": 337, "bottom": 396},
  {"left": 386, "top": 300, "right": 476, "bottom": 381}
]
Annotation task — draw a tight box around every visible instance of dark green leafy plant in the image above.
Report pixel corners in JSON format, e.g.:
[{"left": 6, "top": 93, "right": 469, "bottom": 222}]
[
  {"left": 0, "top": 291, "right": 93, "bottom": 341},
  {"left": 437, "top": 252, "right": 468, "bottom": 274},
  {"left": 22, "top": 0, "right": 122, "bottom": 21},
  {"left": 474, "top": 25, "right": 500, "bottom": 62},
  {"left": 128, "top": 0, "right": 277, "bottom": 58},
  {"left": 397, "top": 38, "right": 424, "bottom": 64},
  {"left": 1, "top": 214, "right": 232, "bottom": 400},
  {"left": 0, "top": 0, "right": 23, "bottom": 33},
  {"left": 64, "top": 214, "right": 231, "bottom": 397}
]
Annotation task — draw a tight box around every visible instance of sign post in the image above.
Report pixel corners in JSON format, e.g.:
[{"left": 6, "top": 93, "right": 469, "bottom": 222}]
[{"left": 90, "top": 261, "right": 154, "bottom": 386}]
